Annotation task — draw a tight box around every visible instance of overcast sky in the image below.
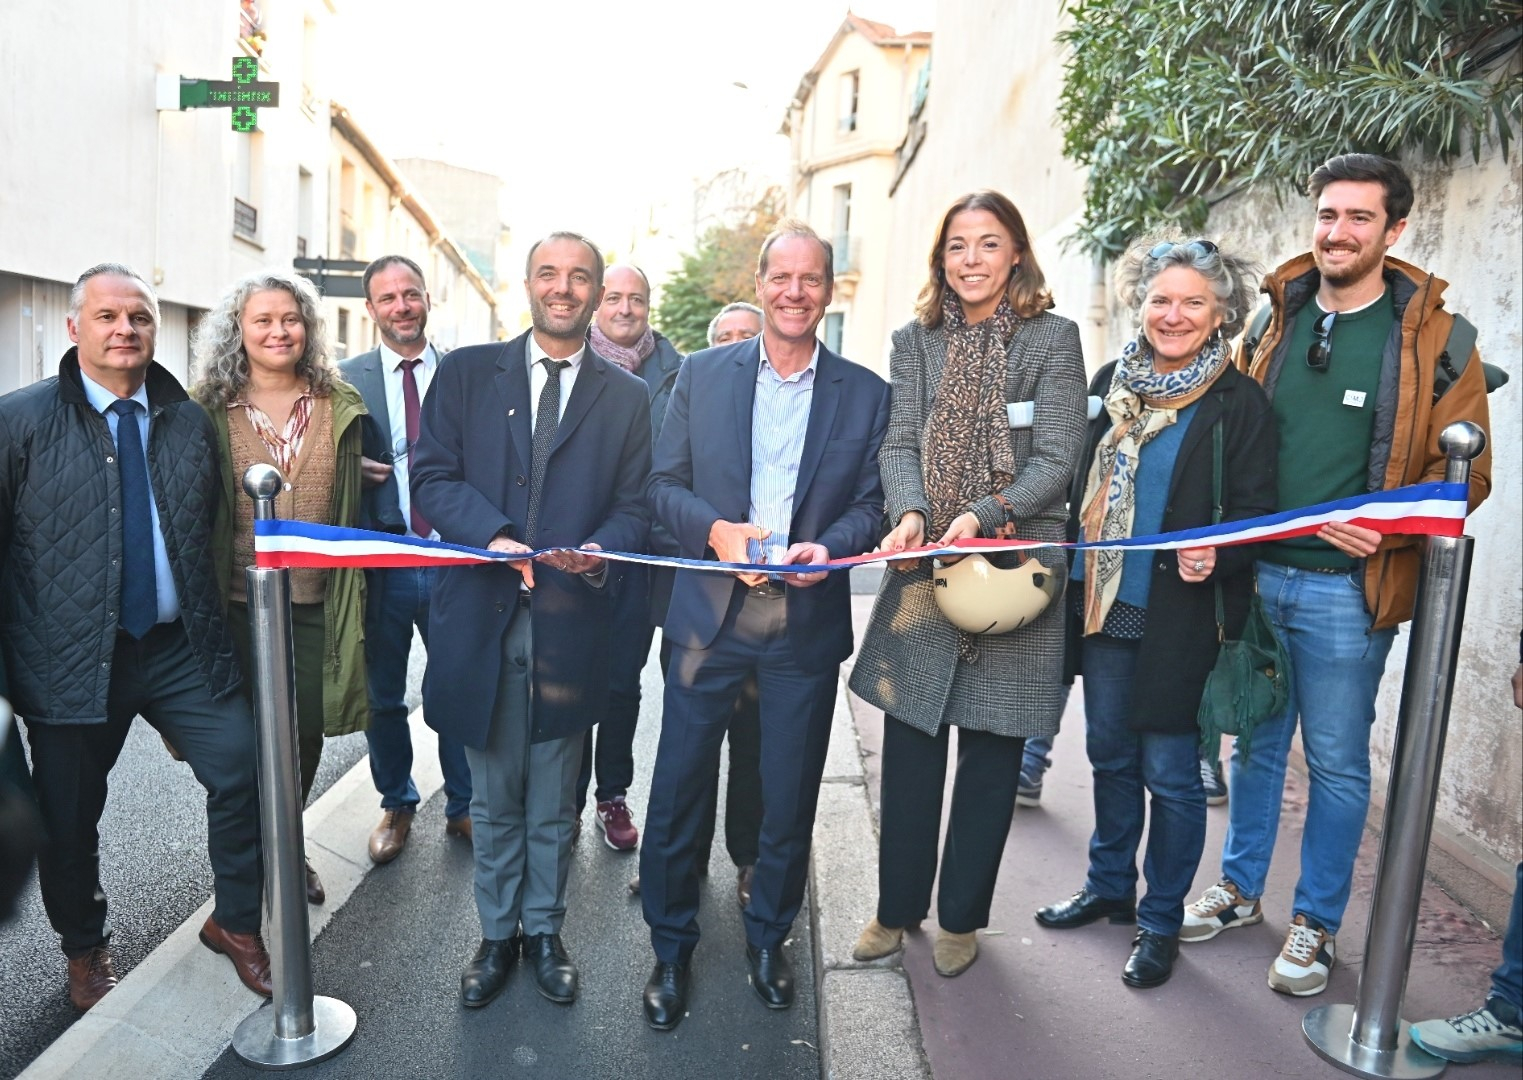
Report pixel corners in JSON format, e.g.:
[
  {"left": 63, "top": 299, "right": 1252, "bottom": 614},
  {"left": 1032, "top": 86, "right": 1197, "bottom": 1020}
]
[{"left": 328, "top": 1, "right": 934, "bottom": 271}]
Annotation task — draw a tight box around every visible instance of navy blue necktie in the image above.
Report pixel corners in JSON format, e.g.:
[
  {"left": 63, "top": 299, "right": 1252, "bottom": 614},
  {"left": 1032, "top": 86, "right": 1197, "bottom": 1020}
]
[{"left": 111, "top": 399, "right": 158, "bottom": 638}]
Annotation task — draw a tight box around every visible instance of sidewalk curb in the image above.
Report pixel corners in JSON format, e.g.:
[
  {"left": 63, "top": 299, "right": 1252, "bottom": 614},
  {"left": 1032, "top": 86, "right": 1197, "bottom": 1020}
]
[
  {"left": 19, "top": 712, "right": 443, "bottom": 1080},
  {"left": 809, "top": 678, "right": 931, "bottom": 1080}
]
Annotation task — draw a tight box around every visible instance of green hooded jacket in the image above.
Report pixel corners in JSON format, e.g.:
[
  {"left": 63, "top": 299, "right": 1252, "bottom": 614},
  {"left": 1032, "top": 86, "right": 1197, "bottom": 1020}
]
[{"left": 206, "top": 379, "right": 370, "bottom": 737}]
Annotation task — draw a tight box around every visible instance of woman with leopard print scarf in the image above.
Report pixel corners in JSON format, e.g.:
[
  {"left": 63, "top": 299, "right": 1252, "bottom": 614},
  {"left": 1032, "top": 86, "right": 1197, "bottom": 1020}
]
[{"left": 848, "top": 191, "right": 1088, "bottom": 978}]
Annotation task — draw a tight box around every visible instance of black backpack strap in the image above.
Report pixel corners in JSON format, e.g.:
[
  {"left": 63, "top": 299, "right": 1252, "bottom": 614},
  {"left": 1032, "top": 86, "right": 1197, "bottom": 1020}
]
[
  {"left": 1434, "top": 313, "right": 1510, "bottom": 400},
  {"left": 1241, "top": 302, "right": 1273, "bottom": 366}
]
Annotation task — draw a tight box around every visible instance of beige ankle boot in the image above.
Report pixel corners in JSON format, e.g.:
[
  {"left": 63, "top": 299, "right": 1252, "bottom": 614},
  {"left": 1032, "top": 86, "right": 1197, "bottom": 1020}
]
[
  {"left": 933, "top": 929, "right": 979, "bottom": 976},
  {"left": 853, "top": 917, "right": 905, "bottom": 961}
]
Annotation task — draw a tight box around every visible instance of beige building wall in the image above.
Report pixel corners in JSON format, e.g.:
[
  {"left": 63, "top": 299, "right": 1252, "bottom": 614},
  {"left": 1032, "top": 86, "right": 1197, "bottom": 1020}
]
[
  {"left": 882, "top": 3, "right": 1098, "bottom": 373},
  {"left": 884, "top": 1, "right": 1521, "bottom": 922},
  {"left": 327, "top": 116, "right": 497, "bottom": 357},
  {"left": 784, "top": 21, "right": 930, "bottom": 373}
]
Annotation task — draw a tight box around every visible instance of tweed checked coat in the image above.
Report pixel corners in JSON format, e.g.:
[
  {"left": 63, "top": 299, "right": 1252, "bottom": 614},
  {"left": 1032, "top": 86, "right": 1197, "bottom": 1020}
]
[{"left": 848, "top": 312, "right": 1087, "bottom": 738}]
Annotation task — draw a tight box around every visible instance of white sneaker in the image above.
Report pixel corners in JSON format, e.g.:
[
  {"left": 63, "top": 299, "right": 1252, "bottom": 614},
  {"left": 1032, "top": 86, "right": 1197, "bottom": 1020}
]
[
  {"left": 1181, "top": 880, "right": 1262, "bottom": 941},
  {"left": 1410, "top": 1001, "right": 1523, "bottom": 1064},
  {"left": 1268, "top": 914, "right": 1335, "bottom": 996}
]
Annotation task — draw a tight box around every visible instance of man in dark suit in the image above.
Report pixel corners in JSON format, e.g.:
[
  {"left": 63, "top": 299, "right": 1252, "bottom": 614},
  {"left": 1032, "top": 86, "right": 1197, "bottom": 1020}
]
[
  {"left": 639, "top": 220, "right": 889, "bottom": 1029},
  {"left": 0, "top": 264, "right": 269, "bottom": 1009},
  {"left": 340, "top": 255, "right": 473, "bottom": 866},
  {"left": 411, "top": 232, "right": 650, "bottom": 1010}
]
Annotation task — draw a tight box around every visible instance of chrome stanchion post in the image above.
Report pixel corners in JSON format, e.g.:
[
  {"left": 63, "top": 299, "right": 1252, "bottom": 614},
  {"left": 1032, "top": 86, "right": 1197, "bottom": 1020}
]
[
  {"left": 232, "top": 464, "right": 356, "bottom": 1070},
  {"left": 1304, "top": 421, "right": 1487, "bottom": 1079}
]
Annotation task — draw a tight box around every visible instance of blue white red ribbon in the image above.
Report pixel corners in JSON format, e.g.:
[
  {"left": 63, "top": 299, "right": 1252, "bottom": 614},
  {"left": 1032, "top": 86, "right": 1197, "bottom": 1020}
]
[{"left": 254, "top": 481, "right": 1468, "bottom": 576}]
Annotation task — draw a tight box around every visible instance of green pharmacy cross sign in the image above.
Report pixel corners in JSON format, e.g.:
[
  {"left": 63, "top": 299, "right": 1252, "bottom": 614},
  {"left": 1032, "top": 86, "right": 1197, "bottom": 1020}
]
[{"left": 169, "top": 57, "right": 281, "bottom": 131}]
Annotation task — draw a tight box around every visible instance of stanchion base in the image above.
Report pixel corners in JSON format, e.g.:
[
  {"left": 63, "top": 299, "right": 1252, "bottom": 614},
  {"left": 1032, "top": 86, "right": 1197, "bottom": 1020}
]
[
  {"left": 232, "top": 995, "right": 357, "bottom": 1071},
  {"left": 1304, "top": 1004, "right": 1447, "bottom": 1079}
]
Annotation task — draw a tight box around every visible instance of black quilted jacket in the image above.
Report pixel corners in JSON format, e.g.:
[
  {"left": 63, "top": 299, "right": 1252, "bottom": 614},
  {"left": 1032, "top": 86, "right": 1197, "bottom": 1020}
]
[{"left": 0, "top": 349, "right": 241, "bottom": 723}]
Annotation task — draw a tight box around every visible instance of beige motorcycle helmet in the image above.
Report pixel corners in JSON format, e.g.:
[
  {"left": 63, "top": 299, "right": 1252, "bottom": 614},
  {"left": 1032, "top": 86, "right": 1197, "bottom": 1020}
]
[{"left": 932, "top": 552, "right": 1062, "bottom": 634}]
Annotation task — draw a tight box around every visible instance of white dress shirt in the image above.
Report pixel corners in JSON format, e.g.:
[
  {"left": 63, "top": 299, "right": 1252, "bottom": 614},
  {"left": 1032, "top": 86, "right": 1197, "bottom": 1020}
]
[
  {"left": 379, "top": 341, "right": 438, "bottom": 539},
  {"left": 526, "top": 334, "right": 584, "bottom": 426}
]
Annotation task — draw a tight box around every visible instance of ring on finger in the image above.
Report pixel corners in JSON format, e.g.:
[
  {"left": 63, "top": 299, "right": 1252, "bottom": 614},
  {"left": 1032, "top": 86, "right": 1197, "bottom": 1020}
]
[{"left": 1193, "top": 559, "right": 1206, "bottom": 572}]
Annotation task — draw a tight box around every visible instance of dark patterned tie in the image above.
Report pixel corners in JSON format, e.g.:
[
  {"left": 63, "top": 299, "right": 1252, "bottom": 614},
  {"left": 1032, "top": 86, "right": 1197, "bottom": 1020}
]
[
  {"left": 526, "top": 358, "right": 569, "bottom": 544},
  {"left": 111, "top": 399, "right": 157, "bottom": 637},
  {"left": 400, "top": 358, "right": 431, "bottom": 538}
]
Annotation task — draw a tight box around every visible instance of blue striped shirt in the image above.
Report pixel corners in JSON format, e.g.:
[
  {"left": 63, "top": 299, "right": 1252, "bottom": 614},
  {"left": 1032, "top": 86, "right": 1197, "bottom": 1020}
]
[{"left": 749, "top": 339, "right": 818, "bottom": 569}]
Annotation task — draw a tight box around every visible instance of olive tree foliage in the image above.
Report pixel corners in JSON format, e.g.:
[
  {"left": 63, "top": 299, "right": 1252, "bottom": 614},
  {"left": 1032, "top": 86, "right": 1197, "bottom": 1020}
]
[
  {"left": 655, "top": 188, "right": 782, "bottom": 354},
  {"left": 1056, "top": 0, "right": 1522, "bottom": 257}
]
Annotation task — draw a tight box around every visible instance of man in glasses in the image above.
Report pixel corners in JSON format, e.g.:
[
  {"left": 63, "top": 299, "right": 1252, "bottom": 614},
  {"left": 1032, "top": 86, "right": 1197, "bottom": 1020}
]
[
  {"left": 1182, "top": 154, "right": 1493, "bottom": 997},
  {"left": 341, "top": 255, "right": 473, "bottom": 865}
]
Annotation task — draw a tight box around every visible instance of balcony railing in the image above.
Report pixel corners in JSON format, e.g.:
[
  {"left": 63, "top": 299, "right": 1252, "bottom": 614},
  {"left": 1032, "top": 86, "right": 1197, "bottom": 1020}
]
[{"left": 832, "top": 235, "right": 861, "bottom": 275}]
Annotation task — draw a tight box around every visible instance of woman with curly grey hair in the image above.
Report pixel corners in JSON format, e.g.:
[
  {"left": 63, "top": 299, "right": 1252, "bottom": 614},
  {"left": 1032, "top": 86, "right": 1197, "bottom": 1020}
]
[
  {"left": 1032, "top": 236, "right": 1278, "bottom": 989},
  {"left": 191, "top": 271, "right": 370, "bottom": 906}
]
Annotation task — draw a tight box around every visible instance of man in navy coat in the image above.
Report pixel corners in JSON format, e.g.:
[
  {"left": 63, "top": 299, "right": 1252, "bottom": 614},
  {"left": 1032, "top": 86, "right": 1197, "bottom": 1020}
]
[
  {"left": 411, "top": 232, "right": 650, "bottom": 1010},
  {"left": 639, "top": 220, "right": 889, "bottom": 1029}
]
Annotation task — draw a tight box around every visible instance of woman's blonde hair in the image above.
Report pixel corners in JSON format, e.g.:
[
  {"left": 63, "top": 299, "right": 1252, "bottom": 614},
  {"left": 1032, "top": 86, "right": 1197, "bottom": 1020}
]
[{"left": 914, "top": 190, "right": 1053, "bottom": 327}]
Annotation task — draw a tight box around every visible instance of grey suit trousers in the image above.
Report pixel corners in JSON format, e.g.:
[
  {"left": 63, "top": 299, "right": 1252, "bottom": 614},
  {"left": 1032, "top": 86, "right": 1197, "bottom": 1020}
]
[{"left": 464, "top": 610, "right": 581, "bottom": 939}]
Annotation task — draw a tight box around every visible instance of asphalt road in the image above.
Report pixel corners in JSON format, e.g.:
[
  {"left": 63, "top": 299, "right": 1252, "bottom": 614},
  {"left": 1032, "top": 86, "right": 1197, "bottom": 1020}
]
[
  {"left": 0, "top": 642, "right": 419, "bottom": 1080},
  {"left": 200, "top": 645, "right": 820, "bottom": 1080}
]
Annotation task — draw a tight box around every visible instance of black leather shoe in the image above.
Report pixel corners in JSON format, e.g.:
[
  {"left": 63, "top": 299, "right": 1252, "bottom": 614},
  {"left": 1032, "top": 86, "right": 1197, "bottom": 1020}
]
[
  {"left": 525, "top": 933, "right": 577, "bottom": 1004},
  {"left": 460, "top": 936, "right": 521, "bottom": 1007},
  {"left": 643, "top": 960, "right": 690, "bottom": 1031},
  {"left": 745, "top": 943, "right": 795, "bottom": 1009},
  {"left": 1035, "top": 887, "right": 1137, "bottom": 929},
  {"left": 1122, "top": 929, "right": 1180, "bottom": 988}
]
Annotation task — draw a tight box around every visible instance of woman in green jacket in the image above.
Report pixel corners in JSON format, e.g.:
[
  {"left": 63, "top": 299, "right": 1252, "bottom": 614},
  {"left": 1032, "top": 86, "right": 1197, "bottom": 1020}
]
[{"left": 192, "top": 270, "right": 369, "bottom": 905}]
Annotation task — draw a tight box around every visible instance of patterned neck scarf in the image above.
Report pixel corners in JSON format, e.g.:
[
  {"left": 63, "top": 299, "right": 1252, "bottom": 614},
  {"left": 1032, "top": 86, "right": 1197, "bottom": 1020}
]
[
  {"left": 922, "top": 292, "right": 1021, "bottom": 538},
  {"left": 588, "top": 323, "right": 656, "bottom": 372},
  {"left": 1078, "top": 335, "right": 1228, "bottom": 634}
]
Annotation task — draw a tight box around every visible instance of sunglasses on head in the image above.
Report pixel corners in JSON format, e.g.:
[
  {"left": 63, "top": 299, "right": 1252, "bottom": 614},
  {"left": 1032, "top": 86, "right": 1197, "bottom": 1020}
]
[
  {"left": 1148, "top": 239, "right": 1219, "bottom": 261},
  {"left": 1306, "top": 311, "right": 1336, "bottom": 373}
]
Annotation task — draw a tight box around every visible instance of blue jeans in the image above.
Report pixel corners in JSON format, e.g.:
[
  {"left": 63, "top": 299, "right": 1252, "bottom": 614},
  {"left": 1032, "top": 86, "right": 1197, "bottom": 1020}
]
[
  {"left": 1081, "top": 636, "right": 1207, "bottom": 936},
  {"left": 1221, "top": 561, "right": 1396, "bottom": 934},
  {"left": 363, "top": 566, "right": 471, "bottom": 821},
  {"left": 1019, "top": 684, "right": 1070, "bottom": 781},
  {"left": 1492, "top": 862, "right": 1523, "bottom": 1012}
]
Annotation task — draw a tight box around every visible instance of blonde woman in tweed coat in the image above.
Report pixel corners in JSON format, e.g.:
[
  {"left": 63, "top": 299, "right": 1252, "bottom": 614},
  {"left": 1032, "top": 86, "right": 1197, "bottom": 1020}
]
[{"left": 849, "top": 191, "right": 1087, "bottom": 977}]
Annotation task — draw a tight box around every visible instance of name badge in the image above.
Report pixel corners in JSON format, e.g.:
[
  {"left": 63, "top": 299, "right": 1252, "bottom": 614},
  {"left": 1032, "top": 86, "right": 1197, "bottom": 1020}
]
[{"left": 1342, "top": 390, "right": 1367, "bottom": 408}]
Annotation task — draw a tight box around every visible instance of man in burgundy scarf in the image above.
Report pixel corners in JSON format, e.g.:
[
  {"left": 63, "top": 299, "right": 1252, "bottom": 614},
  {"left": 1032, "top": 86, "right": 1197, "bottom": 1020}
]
[{"left": 577, "top": 264, "right": 683, "bottom": 851}]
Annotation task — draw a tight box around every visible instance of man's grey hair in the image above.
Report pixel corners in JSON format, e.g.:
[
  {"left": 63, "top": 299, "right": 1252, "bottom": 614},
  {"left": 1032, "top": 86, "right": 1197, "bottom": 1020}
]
[
  {"left": 190, "top": 270, "right": 337, "bottom": 409},
  {"left": 756, "top": 218, "right": 834, "bottom": 290},
  {"left": 69, "top": 263, "right": 160, "bottom": 323},
  {"left": 707, "top": 302, "right": 764, "bottom": 347},
  {"left": 1114, "top": 235, "right": 1260, "bottom": 340}
]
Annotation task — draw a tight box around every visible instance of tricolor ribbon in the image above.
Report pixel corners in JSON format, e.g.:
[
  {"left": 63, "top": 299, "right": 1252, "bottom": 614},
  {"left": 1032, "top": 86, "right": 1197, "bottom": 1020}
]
[{"left": 254, "top": 481, "right": 1468, "bottom": 575}]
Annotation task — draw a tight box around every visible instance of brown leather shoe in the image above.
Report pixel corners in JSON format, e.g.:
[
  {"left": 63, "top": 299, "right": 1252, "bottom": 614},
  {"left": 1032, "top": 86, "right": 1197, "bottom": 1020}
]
[
  {"left": 67, "top": 946, "right": 118, "bottom": 1010},
  {"left": 199, "top": 916, "right": 272, "bottom": 997},
  {"left": 445, "top": 815, "right": 472, "bottom": 841},
  {"left": 305, "top": 857, "right": 325, "bottom": 905},
  {"left": 736, "top": 864, "right": 755, "bottom": 909},
  {"left": 368, "top": 807, "right": 415, "bottom": 865}
]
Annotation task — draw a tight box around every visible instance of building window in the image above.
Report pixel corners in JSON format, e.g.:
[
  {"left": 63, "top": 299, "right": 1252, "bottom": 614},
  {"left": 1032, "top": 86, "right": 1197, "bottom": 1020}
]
[
  {"left": 837, "top": 70, "right": 859, "bottom": 134},
  {"left": 832, "top": 183, "right": 852, "bottom": 271},
  {"left": 233, "top": 130, "right": 263, "bottom": 244},
  {"left": 233, "top": 199, "right": 259, "bottom": 241},
  {"left": 335, "top": 309, "right": 349, "bottom": 360},
  {"left": 824, "top": 312, "right": 844, "bottom": 352}
]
